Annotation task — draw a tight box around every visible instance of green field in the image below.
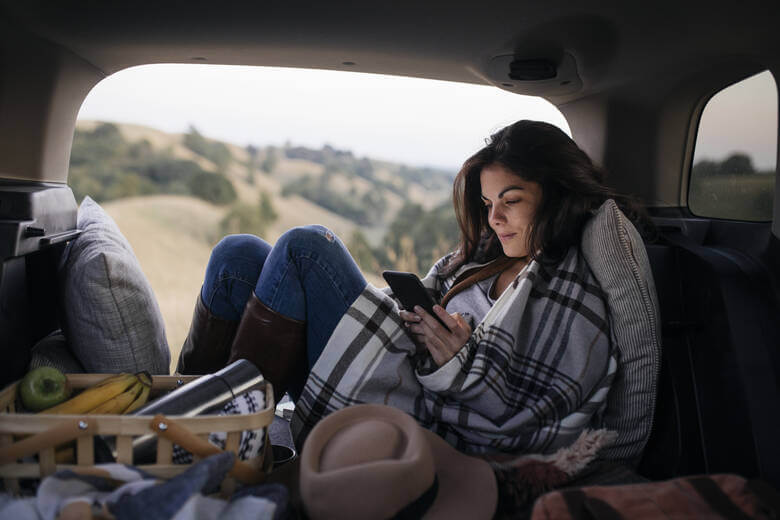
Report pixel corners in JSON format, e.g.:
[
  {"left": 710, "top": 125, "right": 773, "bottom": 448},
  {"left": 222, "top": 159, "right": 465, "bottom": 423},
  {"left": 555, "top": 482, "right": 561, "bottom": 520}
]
[{"left": 689, "top": 173, "right": 775, "bottom": 221}]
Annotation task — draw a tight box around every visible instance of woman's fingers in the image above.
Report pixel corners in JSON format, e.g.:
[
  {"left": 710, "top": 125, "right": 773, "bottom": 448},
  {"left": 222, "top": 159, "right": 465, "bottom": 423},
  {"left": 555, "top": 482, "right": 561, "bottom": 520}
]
[
  {"left": 399, "top": 309, "right": 418, "bottom": 321},
  {"left": 414, "top": 305, "right": 449, "bottom": 334},
  {"left": 412, "top": 306, "right": 465, "bottom": 366},
  {"left": 404, "top": 305, "right": 473, "bottom": 367},
  {"left": 451, "top": 312, "right": 472, "bottom": 340},
  {"left": 432, "top": 305, "right": 459, "bottom": 331}
]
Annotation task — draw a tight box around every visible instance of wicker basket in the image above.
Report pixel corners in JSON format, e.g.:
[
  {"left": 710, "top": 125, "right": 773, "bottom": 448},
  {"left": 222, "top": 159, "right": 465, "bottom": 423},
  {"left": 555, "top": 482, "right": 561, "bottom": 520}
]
[{"left": 0, "top": 373, "right": 275, "bottom": 495}]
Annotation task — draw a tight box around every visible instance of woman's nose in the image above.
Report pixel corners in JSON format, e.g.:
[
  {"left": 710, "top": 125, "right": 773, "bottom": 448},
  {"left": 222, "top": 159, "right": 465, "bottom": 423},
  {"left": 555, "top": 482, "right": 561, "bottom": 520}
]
[{"left": 489, "top": 205, "right": 506, "bottom": 225}]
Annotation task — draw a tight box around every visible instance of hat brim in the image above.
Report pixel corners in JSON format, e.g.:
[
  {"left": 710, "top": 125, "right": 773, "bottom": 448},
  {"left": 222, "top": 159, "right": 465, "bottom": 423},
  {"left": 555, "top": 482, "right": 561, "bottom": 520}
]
[{"left": 421, "top": 429, "right": 497, "bottom": 520}]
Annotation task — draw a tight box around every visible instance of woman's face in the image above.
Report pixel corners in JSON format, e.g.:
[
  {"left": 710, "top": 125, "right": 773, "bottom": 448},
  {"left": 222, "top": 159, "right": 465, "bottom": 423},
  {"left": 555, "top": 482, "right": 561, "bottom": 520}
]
[{"left": 479, "top": 163, "right": 542, "bottom": 258}]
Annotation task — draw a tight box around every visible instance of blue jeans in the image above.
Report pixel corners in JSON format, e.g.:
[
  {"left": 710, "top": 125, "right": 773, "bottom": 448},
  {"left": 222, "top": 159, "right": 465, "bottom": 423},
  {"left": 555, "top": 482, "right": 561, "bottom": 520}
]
[{"left": 200, "top": 225, "right": 367, "bottom": 398}]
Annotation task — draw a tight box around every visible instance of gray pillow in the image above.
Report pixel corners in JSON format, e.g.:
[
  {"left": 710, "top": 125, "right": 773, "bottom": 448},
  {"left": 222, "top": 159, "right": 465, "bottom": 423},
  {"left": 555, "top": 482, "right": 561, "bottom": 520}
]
[
  {"left": 581, "top": 199, "right": 661, "bottom": 463},
  {"left": 29, "top": 330, "right": 85, "bottom": 374},
  {"left": 58, "top": 196, "right": 170, "bottom": 374}
]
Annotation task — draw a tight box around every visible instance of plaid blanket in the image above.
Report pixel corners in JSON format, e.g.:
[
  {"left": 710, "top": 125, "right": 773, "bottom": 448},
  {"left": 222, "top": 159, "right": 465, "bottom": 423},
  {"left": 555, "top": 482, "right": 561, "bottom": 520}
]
[{"left": 291, "top": 246, "right": 617, "bottom": 455}]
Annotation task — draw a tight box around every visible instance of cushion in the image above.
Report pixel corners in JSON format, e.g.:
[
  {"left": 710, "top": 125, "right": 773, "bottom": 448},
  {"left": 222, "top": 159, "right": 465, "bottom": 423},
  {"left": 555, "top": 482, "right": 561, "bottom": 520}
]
[
  {"left": 58, "top": 196, "right": 170, "bottom": 374},
  {"left": 28, "top": 330, "right": 85, "bottom": 374},
  {"left": 580, "top": 199, "right": 661, "bottom": 462}
]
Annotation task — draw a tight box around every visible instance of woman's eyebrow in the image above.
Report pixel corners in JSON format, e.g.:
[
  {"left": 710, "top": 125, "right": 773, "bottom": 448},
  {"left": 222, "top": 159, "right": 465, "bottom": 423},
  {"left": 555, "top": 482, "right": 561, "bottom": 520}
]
[
  {"left": 481, "top": 186, "right": 525, "bottom": 200},
  {"left": 498, "top": 186, "right": 525, "bottom": 198}
]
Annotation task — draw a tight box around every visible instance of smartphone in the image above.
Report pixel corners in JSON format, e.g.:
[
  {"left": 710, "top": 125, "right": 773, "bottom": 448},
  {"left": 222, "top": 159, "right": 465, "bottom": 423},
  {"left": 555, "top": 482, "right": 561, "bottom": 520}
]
[{"left": 382, "top": 270, "right": 450, "bottom": 331}]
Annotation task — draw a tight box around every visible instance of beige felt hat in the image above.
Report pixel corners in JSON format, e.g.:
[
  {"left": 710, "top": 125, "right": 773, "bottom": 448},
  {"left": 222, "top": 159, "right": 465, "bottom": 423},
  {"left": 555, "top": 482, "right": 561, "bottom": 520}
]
[{"left": 299, "top": 404, "right": 498, "bottom": 520}]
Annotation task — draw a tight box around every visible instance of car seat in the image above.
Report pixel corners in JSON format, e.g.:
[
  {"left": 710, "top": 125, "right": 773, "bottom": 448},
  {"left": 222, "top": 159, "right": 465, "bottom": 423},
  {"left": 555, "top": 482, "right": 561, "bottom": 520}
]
[{"left": 639, "top": 217, "right": 780, "bottom": 489}]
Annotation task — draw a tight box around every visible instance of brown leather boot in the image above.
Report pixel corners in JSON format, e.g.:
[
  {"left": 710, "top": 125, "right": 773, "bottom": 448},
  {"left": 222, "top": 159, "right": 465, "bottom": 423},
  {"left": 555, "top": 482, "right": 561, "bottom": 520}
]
[
  {"left": 228, "top": 293, "right": 306, "bottom": 403},
  {"left": 176, "top": 294, "right": 239, "bottom": 375}
]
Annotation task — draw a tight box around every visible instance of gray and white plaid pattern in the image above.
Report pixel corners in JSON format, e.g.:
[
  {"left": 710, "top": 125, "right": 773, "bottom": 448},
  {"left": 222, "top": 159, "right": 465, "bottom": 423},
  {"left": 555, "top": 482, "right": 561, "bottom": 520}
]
[
  {"left": 292, "top": 247, "right": 617, "bottom": 456},
  {"left": 172, "top": 389, "right": 266, "bottom": 464}
]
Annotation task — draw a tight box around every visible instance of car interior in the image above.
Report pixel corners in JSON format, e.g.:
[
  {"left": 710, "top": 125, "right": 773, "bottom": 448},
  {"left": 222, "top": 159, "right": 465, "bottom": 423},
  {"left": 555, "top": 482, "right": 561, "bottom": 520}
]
[{"left": 0, "top": 0, "right": 778, "bottom": 494}]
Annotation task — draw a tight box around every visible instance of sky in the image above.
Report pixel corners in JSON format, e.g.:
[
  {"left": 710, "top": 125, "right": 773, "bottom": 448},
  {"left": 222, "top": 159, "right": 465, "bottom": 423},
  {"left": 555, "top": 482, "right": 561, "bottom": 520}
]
[
  {"left": 694, "top": 70, "right": 777, "bottom": 171},
  {"left": 77, "top": 64, "right": 570, "bottom": 171}
]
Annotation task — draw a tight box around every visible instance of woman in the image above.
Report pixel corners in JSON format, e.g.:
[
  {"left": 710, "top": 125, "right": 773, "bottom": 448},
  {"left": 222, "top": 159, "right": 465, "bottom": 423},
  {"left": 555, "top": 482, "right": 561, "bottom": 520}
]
[{"left": 178, "top": 120, "right": 636, "bottom": 454}]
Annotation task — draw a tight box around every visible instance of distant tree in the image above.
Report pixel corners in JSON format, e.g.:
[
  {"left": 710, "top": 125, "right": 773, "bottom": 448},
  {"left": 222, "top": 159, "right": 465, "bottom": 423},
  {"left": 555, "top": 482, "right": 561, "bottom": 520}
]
[
  {"left": 323, "top": 161, "right": 340, "bottom": 176},
  {"left": 258, "top": 191, "right": 278, "bottom": 223},
  {"left": 353, "top": 158, "right": 374, "bottom": 180},
  {"left": 381, "top": 201, "right": 457, "bottom": 274},
  {"left": 70, "top": 123, "right": 126, "bottom": 166},
  {"left": 246, "top": 144, "right": 259, "bottom": 184},
  {"left": 721, "top": 153, "right": 755, "bottom": 175},
  {"left": 188, "top": 171, "right": 237, "bottom": 205},
  {"left": 103, "top": 173, "right": 157, "bottom": 200},
  {"left": 691, "top": 159, "right": 718, "bottom": 178},
  {"left": 360, "top": 190, "right": 388, "bottom": 225},
  {"left": 693, "top": 153, "right": 757, "bottom": 177},
  {"left": 218, "top": 190, "right": 278, "bottom": 239},
  {"left": 347, "top": 229, "right": 380, "bottom": 275},
  {"left": 128, "top": 139, "right": 153, "bottom": 160},
  {"left": 183, "top": 125, "right": 232, "bottom": 172},
  {"left": 261, "top": 148, "right": 278, "bottom": 174}
]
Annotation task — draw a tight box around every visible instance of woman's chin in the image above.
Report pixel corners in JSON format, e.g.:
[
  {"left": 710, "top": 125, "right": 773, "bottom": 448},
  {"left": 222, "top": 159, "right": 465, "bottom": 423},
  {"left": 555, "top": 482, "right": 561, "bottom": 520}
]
[{"left": 502, "top": 246, "right": 528, "bottom": 258}]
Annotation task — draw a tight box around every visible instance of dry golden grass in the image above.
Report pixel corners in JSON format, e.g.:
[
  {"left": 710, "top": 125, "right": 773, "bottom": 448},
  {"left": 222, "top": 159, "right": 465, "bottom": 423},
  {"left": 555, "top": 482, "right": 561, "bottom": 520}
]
[{"left": 273, "top": 158, "right": 324, "bottom": 179}]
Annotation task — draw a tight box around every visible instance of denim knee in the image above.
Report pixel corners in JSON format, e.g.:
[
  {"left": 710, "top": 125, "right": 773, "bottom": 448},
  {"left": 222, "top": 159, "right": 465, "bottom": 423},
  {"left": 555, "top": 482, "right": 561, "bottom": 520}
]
[
  {"left": 274, "top": 225, "right": 337, "bottom": 255},
  {"left": 209, "top": 234, "right": 272, "bottom": 267},
  {"left": 201, "top": 234, "right": 273, "bottom": 320}
]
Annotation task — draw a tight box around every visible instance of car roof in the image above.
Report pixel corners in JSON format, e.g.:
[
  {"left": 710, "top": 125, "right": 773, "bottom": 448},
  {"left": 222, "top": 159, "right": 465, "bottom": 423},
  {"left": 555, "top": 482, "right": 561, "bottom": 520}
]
[{"left": 2, "top": 1, "right": 776, "bottom": 103}]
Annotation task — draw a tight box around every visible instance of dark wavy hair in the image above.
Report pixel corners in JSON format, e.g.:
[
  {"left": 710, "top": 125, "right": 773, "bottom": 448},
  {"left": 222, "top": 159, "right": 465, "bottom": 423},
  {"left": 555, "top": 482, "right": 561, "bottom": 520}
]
[{"left": 442, "top": 120, "right": 649, "bottom": 276}]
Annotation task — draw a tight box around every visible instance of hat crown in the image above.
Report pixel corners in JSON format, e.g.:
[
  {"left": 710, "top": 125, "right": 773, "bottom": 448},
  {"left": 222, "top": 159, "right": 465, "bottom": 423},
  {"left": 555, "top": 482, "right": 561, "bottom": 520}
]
[
  {"left": 300, "top": 404, "right": 497, "bottom": 520},
  {"left": 320, "top": 419, "right": 407, "bottom": 471}
]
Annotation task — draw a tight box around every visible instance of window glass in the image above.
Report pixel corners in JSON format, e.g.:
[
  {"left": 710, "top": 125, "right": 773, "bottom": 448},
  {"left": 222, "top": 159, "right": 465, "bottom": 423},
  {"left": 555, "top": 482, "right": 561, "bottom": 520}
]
[{"left": 689, "top": 70, "right": 777, "bottom": 221}]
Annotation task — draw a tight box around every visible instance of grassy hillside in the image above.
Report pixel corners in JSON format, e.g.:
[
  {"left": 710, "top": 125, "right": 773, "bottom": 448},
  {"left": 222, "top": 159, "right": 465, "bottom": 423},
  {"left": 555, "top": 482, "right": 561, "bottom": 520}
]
[{"left": 77, "top": 121, "right": 447, "bottom": 372}]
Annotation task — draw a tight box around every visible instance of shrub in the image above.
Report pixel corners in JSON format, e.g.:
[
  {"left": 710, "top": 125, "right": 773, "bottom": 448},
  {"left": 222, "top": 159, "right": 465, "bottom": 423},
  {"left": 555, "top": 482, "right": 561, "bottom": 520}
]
[{"left": 189, "top": 171, "right": 237, "bottom": 205}]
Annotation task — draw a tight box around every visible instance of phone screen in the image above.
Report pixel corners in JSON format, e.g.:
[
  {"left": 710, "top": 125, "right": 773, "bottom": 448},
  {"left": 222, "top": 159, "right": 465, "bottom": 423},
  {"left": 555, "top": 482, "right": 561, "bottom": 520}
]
[{"left": 382, "top": 270, "right": 450, "bottom": 331}]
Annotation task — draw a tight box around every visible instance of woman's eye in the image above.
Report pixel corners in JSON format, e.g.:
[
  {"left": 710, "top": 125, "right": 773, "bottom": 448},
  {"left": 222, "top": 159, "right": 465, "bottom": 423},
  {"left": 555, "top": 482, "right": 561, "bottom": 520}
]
[{"left": 505, "top": 199, "right": 521, "bottom": 205}]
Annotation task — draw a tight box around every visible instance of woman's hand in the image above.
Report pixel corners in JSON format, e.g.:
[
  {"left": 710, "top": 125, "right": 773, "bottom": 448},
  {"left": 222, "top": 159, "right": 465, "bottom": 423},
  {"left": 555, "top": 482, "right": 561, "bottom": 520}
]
[{"left": 400, "top": 305, "right": 472, "bottom": 367}]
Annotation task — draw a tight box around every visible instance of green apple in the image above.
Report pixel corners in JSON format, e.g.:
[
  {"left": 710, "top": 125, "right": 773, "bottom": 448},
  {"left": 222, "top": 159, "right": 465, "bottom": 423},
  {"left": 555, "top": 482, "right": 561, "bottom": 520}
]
[{"left": 19, "top": 366, "right": 71, "bottom": 412}]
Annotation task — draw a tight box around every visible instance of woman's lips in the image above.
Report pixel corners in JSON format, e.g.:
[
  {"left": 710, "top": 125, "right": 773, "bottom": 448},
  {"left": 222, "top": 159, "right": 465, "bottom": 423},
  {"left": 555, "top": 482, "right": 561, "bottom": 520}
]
[{"left": 498, "top": 233, "right": 516, "bottom": 241}]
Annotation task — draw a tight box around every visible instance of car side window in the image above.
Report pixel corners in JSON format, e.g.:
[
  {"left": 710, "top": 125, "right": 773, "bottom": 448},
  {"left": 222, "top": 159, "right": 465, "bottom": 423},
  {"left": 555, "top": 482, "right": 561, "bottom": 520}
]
[{"left": 689, "top": 70, "right": 777, "bottom": 221}]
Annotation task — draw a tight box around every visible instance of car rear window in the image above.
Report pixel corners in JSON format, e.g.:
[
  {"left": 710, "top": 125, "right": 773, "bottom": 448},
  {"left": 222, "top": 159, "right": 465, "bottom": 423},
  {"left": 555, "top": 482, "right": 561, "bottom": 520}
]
[{"left": 73, "top": 64, "right": 569, "bottom": 370}]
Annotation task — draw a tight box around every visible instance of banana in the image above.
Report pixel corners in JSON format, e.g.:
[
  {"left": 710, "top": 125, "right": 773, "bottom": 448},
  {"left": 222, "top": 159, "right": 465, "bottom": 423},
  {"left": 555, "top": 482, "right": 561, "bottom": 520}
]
[
  {"left": 88, "top": 379, "right": 143, "bottom": 414},
  {"left": 40, "top": 373, "right": 138, "bottom": 415},
  {"left": 135, "top": 371, "right": 152, "bottom": 389},
  {"left": 92, "top": 372, "right": 135, "bottom": 388},
  {"left": 124, "top": 373, "right": 152, "bottom": 414}
]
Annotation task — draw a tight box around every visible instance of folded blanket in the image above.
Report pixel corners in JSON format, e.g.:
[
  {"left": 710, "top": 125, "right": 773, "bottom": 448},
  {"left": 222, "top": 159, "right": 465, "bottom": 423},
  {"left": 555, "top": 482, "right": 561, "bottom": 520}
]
[{"left": 0, "top": 452, "right": 287, "bottom": 520}]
